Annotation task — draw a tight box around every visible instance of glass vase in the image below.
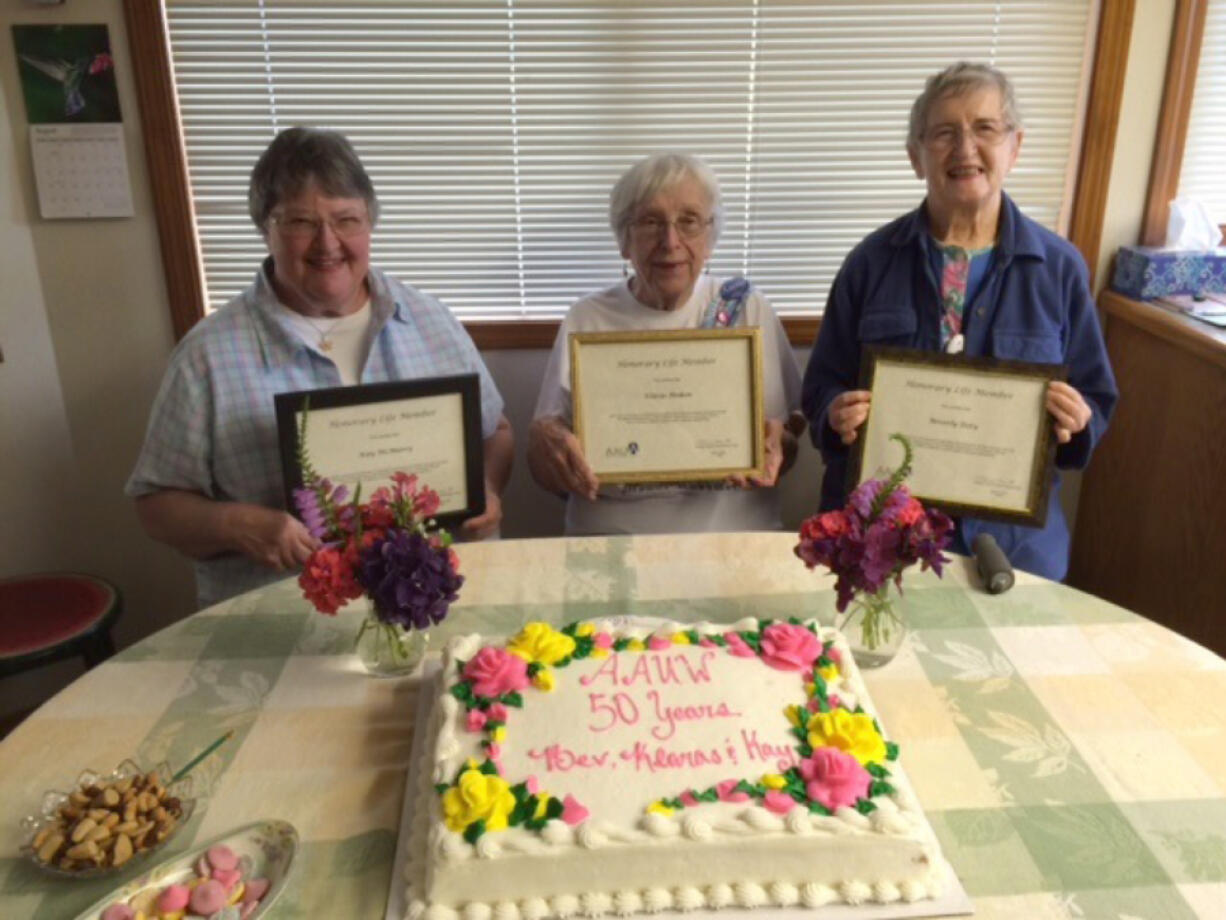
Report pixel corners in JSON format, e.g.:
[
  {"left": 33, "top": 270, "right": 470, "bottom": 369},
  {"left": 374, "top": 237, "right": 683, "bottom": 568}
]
[
  {"left": 354, "top": 613, "right": 428, "bottom": 678},
  {"left": 835, "top": 582, "right": 908, "bottom": 668}
]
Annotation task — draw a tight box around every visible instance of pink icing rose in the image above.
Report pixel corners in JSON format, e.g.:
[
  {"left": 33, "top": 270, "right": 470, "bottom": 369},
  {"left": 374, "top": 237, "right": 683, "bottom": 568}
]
[
  {"left": 488, "top": 702, "right": 509, "bottom": 722},
  {"left": 593, "top": 632, "right": 614, "bottom": 649},
  {"left": 102, "top": 906, "right": 134, "bottom": 920},
  {"left": 799, "top": 747, "right": 871, "bottom": 811},
  {"left": 463, "top": 646, "right": 530, "bottom": 698},
  {"left": 825, "top": 644, "right": 842, "bottom": 666},
  {"left": 679, "top": 790, "right": 700, "bottom": 807},
  {"left": 561, "top": 794, "right": 590, "bottom": 825},
  {"left": 759, "top": 623, "right": 822, "bottom": 671},
  {"left": 716, "top": 779, "right": 751, "bottom": 803},
  {"left": 525, "top": 775, "right": 540, "bottom": 794},
  {"left": 699, "top": 637, "right": 717, "bottom": 648},
  {"left": 723, "top": 632, "right": 756, "bottom": 658},
  {"left": 648, "top": 636, "right": 672, "bottom": 651},
  {"left": 828, "top": 694, "right": 843, "bottom": 710},
  {"left": 763, "top": 790, "right": 796, "bottom": 815},
  {"left": 466, "top": 709, "right": 488, "bottom": 732}
]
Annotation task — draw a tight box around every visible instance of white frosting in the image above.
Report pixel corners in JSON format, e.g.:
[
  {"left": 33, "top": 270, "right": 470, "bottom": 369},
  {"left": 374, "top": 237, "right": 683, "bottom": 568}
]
[{"left": 403, "top": 619, "right": 945, "bottom": 920}]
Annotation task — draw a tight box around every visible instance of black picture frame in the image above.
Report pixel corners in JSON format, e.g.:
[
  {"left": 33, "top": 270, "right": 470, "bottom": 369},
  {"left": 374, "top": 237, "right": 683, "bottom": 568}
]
[{"left": 275, "top": 374, "right": 485, "bottom": 532}]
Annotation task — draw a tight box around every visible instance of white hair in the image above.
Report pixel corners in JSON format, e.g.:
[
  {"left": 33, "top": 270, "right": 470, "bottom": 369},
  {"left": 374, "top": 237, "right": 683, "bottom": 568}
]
[
  {"left": 907, "top": 62, "right": 1023, "bottom": 151},
  {"left": 608, "top": 153, "right": 723, "bottom": 250}
]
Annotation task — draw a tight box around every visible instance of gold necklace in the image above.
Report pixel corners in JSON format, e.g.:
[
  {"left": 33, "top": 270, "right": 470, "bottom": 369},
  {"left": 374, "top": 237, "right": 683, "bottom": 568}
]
[{"left": 302, "top": 315, "right": 338, "bottom": 352}]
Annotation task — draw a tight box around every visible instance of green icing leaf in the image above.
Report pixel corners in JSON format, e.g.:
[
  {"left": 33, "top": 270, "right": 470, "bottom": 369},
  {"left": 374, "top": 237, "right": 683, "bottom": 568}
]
[
  {"left": 734, "top": 779, "right": 757, "bottom": 796},
  {"left": 696, "top": 789, "right": 720, "bottom": 803},
  {"left": 707, "top": 634, "right": 728, "bottom": 647},
  {"left": 809, "top": 802, "right": 833, "bottom": 816},
  {"left": 866, "top": 762, "right": 889, "bottom": 778},
  {"left": 502, "top": 691, "right": 524, "bottom": 708},
  {"left": 886, "top": 741, "right": 899, "bottom": 761},
  {"left": 869, "top": 781, "right": 896, "bottom": 797},
  {"left": 614, "top": 638, "right": 632, "bottom": 651},
  {"left": 561, "top": 622, "right": 579, "bottom": 637},
  {"left": 434, "top": 783, "right": 449, "bottom": 795},
  {"left": 855, "top": 800, "right": 877, "bottom": 815},
  {"left": 527, "top": 662, "right": 543, "bottom": 678},
  {"left": 478, "top": 759, "right": 499, "bottom": 776},
  {"left": 463, "top": 819, "right": 486, "bottom": 844},
  {"left": 449, "top": 683, "right": 474, "bottom": 705},
  {"left": 546, "top": 797, "right": 565, "bottom": 819}
]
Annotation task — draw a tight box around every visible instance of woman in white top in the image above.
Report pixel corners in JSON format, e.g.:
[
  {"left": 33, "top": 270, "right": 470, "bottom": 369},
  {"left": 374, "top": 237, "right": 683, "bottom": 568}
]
[{"left": 528, "top": 153, "right": 804, "bottom": 535}]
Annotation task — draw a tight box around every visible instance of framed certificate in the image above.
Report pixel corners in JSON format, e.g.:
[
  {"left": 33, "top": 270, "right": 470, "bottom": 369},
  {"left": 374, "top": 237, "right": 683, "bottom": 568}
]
[
  {"left": 570, "top": 328, "right": 764, "bottom": 483},
  {"left": 275, "top": 375, "right": 485, "bottom": 530},
  {"left": 848, "top": 347, "right": 1066, "bottom": 526}
]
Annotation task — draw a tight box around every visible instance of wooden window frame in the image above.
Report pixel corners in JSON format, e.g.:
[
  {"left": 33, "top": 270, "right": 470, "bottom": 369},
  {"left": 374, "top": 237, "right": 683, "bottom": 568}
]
[
  {"left": 1139, "top": 0, "right": 1220, "bottom": 247},
  {"left": 126, "top": 0, "right": 1131, "bottom": 351}
]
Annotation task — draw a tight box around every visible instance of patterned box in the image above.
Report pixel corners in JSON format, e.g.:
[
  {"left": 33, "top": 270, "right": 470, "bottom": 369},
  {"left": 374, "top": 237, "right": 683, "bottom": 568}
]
[{"left": 1111, "top": 245, "right": 1226, "bottom": 299}]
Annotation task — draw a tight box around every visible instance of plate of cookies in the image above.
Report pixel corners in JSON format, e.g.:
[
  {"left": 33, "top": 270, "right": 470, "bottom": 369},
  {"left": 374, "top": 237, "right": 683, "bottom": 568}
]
[
  {"left": 69, "top": 819, "right": 297, "bottom": 920},
  {"left": 20, "top": 759, "right": 196, "bottom": 879}
]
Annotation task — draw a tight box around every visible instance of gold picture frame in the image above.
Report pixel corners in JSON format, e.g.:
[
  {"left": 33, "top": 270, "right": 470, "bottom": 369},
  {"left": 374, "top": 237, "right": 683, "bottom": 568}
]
[{"left": 570, "top": 328, "right": 765, "bottom": 484}]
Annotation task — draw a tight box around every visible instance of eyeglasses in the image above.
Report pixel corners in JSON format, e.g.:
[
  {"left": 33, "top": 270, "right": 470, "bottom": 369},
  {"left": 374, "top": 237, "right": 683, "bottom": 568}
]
[
  {"left": 628, "top": 214, "right": 714, "bottom": 241},
  {"left": 270, "top": 212, "right": 370, "bottom": 240},
  {"left": 923, "top": 121, "right": 1014, "bottom": 151}
]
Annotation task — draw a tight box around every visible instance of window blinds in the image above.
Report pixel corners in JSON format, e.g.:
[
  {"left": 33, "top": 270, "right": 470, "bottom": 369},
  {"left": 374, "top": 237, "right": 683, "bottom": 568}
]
[
  {"left": 1178, "top": 0, "right": 1226, "bottom": 224},
  {"left": 165, "top": 0, "right": 1094, "bottom": 320}
]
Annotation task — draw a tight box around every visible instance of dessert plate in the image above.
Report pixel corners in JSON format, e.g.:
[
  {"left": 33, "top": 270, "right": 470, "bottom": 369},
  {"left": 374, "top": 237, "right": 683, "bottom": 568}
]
[{"left": 69, "top": 820, "right": 297, "bottom": 920}]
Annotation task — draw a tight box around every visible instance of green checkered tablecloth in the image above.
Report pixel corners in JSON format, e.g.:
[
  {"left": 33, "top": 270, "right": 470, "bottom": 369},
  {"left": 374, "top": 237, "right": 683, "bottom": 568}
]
[{"left": 2, "top": 533, "right": 1225, "bottom": 918}]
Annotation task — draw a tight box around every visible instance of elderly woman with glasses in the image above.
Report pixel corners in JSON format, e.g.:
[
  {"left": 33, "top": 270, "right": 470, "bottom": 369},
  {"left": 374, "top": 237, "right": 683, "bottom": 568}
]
[
  {"left": 528, "top": 152, "right": 803, "bottom": 535},
  {"left": 802, "top": 62, "right": 1117, "bottom": 580},
  {"left": 127, "top": 127, "right": 512, "bottom": 609}
]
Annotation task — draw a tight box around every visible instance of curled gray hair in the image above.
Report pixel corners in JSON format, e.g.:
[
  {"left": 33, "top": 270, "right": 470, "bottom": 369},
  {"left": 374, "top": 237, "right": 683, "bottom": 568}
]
[
  {"left": 248, "top": 127, "right": 380, "bottom": 230},
  {"left": 907, "top": 62, "right": 1023, "bottom": 151},
  {"left": 609, "top": 153, "right": 723, "bottom": 250}
]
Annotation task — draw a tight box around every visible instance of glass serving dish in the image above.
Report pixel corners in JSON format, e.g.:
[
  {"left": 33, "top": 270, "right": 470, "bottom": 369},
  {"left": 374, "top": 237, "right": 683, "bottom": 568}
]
[{"left": 19, "top": 758, "right": 197, "bottom": 880}]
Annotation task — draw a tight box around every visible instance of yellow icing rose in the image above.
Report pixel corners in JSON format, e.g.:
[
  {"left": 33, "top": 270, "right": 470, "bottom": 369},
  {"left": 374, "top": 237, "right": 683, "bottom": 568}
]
[
  {"left": 818, "top": 663, "right": 839, "bottom": 683},
  {"left": 804, "top": 682, "right": 816, "bottom": 697},
  {"left": 575, "top": 623, "right": 596, "bottom": 637},
  {"left": 531, "top": 669, "right": 556, "bottom": 692},
  {"left": 490, "top": 725, "right": 508, "bottom": 743},
  {"left": 508, "top": 622, "right": 577, "bottom": 665},
  {"left": 532, "top": 793, "right": 553, "bottom": 820},
  {"left": 590, "top": 646, "right": 610, "bottom": 659},
  {"left": 646, "top": 801, "right": 675, "bottom": 816},
  {"left": 806, "top": 710, "right": 887, "bottom": 766},
  {"left": 760, "top": 774, "right": 787, "bottom": 790},
  {"left": 785, "top": 704, "right": 807, "bottom": 728},
  {"left": 671, "top": 632, "right": 692, "bottom": 645},
  {"left": 442, "top": 768, "right": 517, "bottom": 833},
  {"left": 626, "top": 639, "right": 646, "bottom": 652}
]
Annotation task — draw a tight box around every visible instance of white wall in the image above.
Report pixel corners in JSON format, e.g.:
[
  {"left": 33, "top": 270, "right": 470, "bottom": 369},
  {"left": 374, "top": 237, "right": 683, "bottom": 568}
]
[{"left": 0, "top": 0, "right": 1175, "bottom": 722}]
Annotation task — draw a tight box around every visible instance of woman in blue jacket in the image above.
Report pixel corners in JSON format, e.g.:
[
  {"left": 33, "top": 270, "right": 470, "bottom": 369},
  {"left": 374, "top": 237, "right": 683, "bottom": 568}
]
[{"left": 802, "top": 62, "right": 1117, "bottom": 580}]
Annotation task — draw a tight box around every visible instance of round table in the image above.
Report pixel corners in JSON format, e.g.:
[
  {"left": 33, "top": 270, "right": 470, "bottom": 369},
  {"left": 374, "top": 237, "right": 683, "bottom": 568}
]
[{"left": 2, "top": 533, "right": 1224, "bottom": 918}]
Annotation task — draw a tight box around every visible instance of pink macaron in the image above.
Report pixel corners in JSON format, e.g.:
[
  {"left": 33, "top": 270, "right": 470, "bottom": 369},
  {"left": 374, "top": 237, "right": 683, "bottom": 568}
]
[
  {"left": 242, "top": 877, "right": 270, "bottom": 903},
  {"left": 206, "top": 844, "right": 239, "bottom": 872},
  {"left": 155, "top": 883, "right": 190, "bottom": 914},
  {"left": 189, "top": 878, "right": 229, "bottom": 915}
]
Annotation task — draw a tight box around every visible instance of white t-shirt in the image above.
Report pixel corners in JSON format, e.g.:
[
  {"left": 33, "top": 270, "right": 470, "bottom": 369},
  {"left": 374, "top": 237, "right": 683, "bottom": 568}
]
[
  {"left": 534, "top": 276, "right": 802, "bottom": 535},
  {"left": 276, "top": 300, "right": 375, "bottom": 386}
]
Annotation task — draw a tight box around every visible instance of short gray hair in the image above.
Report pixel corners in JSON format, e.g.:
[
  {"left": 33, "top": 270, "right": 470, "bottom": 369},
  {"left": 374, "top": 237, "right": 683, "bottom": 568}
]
[
  {"left": 609, "top": 153, "right": 723, "bottom": 250},
  {"left": 907, "top": 62, "right": 1023, "bottom": 151},
  {"left": 248, "top": 127, "right": 380, "bottom": 230}
]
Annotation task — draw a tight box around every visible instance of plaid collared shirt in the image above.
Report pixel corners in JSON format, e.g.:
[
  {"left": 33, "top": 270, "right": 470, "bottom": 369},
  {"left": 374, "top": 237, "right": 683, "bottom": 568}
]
[{"left": 126, "top": 260, "right": 504, "bottom": 609}]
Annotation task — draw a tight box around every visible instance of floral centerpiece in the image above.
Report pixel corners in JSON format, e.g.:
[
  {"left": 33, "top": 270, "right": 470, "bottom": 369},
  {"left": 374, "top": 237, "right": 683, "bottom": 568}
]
[
  {"left": 795, "top": 434, "right": 953, "bottom": 666},
  {"left": 293, "top": 411, "right": 463, "bottom": 676}
]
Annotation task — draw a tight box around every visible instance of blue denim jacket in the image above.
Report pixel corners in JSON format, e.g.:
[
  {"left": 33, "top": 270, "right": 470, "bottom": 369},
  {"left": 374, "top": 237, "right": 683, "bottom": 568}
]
[{"left": 801, "top": 194, "right": 1118, "bottom": 580}]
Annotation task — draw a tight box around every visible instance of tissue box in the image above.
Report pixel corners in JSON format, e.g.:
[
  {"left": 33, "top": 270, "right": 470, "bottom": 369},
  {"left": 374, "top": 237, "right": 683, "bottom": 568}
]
[{"left": 1112, "top": 245, "right": 1226, "bottom": 299}]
